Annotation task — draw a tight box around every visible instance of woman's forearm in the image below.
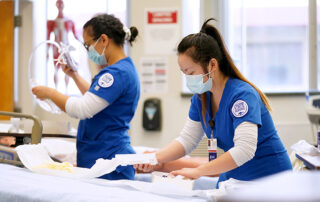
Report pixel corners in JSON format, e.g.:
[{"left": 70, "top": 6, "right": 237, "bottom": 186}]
[
  {"left": 158, "top": 157, "right": 208, "bottom": 173},
  {"left": 196, "top": 151, "right": 238, "bottom": 176},
  {"left": 156, "top": 140, "right": 186, "bottom": 163},
  {"left": 47, "top": 89, "right": 69, "bottom": 112},
  {"left": 71, "top": 73, "right": 90, "bottom": 95}
]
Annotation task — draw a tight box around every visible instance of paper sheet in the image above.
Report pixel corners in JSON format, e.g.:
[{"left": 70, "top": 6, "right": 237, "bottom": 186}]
[
  {"left": 41, "top": 138, "right": 77, "bottom": 165},
  {"left": 115, "top": 153, "right": 158, "bottom": 166},
  {"left": 15, "top": 144, "right": 118, "bottom": 179},
  {"left": 15, "top": 144, "right": 158, "bottom": 179}
]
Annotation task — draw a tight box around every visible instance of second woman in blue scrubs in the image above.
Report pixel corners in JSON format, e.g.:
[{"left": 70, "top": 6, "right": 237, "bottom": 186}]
[
  {"left": 135, "top": 18, "right": 292, "bottom": 186},
  {"left": 32, "top": 14, "right": 140, "bottom": 180}
]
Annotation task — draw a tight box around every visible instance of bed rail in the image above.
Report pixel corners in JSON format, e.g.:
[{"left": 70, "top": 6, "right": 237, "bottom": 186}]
[{"left": 0, "top": 111, "right": 43, "bottom": 144}]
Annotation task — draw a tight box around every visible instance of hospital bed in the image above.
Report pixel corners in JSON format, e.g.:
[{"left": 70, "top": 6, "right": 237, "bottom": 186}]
[
  {"left": 0, "top": 110, "right": 43, "bottom": 166},
  {"left": 0, "top": 111, "right": 218, "bottom": 201},
  {"left": 0, "top": 111, "right": 76, "bottom": 165},
  {"left": 0, "top": 162, "right": 217, "bottom": 202},
  {"left": 0, "top": 111, "right": 43, "bottom": 143}
]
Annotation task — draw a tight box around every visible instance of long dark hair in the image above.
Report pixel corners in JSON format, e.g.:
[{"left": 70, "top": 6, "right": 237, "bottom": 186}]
[
  {"left": 177, "top": 18, "right": 271, "bottom": 123},
  {"left": 83, "top": 14, "right": 138, "bottom": 46}
]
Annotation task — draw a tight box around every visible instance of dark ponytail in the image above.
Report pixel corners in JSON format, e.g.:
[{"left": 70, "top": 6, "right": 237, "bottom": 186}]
[
  {"left": 178, "top": 18, "right": 271, "bottom": 123},
  {"left": 83, "top": 14, "right": 139, "bottom": 47},
  {"left": 128, "top": 26, "right": 138, "bottom": 46}
]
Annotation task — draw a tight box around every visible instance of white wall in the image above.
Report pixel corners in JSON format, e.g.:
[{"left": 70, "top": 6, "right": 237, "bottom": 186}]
[
  {"left": 18, "top": 1, "right": 33, "bottom": 116},
  {"left": 17, "top": 0, "right": 314, "bottom": 154}
]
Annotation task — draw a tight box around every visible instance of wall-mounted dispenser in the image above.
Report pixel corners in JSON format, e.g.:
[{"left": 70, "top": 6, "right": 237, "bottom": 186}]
[{"left": 143, "top": 98, "right": 161, "bottom": 131}]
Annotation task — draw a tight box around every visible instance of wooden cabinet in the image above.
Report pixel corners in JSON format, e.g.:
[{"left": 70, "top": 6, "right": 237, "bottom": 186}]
[{"left": 0, "top": 0, "right": 14, "bottom": 119}]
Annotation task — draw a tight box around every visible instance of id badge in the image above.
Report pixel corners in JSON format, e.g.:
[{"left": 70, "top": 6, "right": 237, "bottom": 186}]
[{"left": 208, "top": 138, "right": 217, "bottom": 161}]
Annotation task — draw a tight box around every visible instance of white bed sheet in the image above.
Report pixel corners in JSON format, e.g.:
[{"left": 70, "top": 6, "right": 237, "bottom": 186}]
[
  {"left": 134, "top": 173, "right": 218, "bottom": 190},
  {"left": 222, "top": 170, "right": 320, "bottom": 201},
  {"left": 0, "top": 163, "right": 211, "bottom": 202}
]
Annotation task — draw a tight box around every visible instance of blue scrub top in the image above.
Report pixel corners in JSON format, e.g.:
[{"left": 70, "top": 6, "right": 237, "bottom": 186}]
[
  {"left": 188, "top": 78, "right": 292, "bottom": 187},
  {"left": 76, "top": 57, "right": 140, "bottom": 180}
]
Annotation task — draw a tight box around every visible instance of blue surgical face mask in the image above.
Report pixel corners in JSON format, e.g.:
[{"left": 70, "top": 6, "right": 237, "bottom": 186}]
[
  {"left": 88, "top": 37, "right": 107, "bottom": 66},
  {"left": 185, "top": 72, "right": 212, "bottom": 94}
]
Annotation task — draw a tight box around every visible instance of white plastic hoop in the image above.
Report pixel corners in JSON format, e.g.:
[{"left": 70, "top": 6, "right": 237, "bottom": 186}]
[{"left": 28, "top": 41, "right": 63, "bottom": 114}]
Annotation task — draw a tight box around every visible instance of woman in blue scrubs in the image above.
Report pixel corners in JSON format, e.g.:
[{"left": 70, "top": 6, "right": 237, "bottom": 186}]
[
  {"left": 32, "top": 14, "right": 140, "bottom": 180},
  {"left": 135, "top": 18, "right": 292, "bottom": 186}
]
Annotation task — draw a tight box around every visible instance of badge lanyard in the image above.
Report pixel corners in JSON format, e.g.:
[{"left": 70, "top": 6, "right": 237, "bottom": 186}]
[{"left": 208, "top": 120, "right": 217, "bottom": 161}]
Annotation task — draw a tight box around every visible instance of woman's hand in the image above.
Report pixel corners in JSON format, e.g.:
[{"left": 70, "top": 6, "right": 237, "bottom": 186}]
[
  {"left": 134, "top": 151, "right": 162, "bottom": 173},
  {"left": 32, "top": 86, "right": 53, "bottom": 100},
  {"left": 134, "top": 163, "right": 160, "bottom": 173},
  {"left": 170, "top": 167, "right": 202, "bottom": 180},
  {"left": 62, "top": 64, "right": 77, "bottom": 78}
]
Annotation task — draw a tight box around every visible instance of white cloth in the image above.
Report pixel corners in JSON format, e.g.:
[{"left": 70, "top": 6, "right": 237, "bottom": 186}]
[
  {"left": 175, "top": 119, "right": 257, "bottom": 166},
  {"left": 290, "top": 140, "right": 320, "bottom": 171},
  {"left": 41, "top": 138, "right": 77, "bottom": 165},
  {"left": 65, "top": 92, "right": 109, "bottom": 120},
  {"left": 228, "top": 122, "right": 257, "bottom": 166},
  {"left": 290, "top": 139, "right": 320, "bottom": 155},
  {"left": 175, "top": 117, "right": 205, "bottom": 155}
]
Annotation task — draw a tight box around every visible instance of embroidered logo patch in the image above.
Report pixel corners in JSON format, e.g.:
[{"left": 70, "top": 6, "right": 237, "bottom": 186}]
[
  {"left": 98, "top": 73, "right": 114, "bottom": 88},
  {"left": 94, "top": 85, "right": 100, "bottom": 91},
  {"left": 232, "top": 100, "right": 248, "bottom": 118}
]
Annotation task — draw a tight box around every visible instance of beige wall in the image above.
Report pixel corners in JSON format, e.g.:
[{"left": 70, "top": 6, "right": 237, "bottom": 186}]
[
  {"left": 128, "top": 0, "right": 188, "bottom": 148},
  {"left": 17, "top": 0, "right": 314, "bottom": 153}
]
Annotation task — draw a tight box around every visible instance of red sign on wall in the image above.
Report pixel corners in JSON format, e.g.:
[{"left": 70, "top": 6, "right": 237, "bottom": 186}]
[{"left": 147, "top": 11, "right": 177, "bottom": 24}]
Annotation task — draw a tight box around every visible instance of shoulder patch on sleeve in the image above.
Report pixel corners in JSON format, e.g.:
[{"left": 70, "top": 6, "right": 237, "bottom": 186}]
[
  {"left": 98, "top": 73, "right": 114, "bottom": 88},
  {"left": 231, "top": 100, "right": 248, "bottom": 118}
]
